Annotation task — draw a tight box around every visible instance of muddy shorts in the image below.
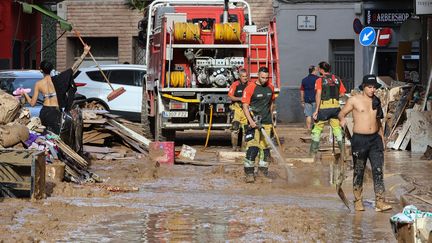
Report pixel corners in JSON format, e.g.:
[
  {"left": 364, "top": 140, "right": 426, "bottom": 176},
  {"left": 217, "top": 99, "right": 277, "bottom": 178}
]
[
  {"left": 39, "top": 106, "right": 61, "bottom": 134},
  {"left": 351, "top": 132, "right": 385, "bottom": 194},
  {"left": 304, "top": 102, "right": 316, "bottom": 117}
]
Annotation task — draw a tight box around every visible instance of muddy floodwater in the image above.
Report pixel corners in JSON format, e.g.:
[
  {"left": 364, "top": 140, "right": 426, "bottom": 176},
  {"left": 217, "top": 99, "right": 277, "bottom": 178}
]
[{"left": 1, "top": 126, "right": 430, "bottom": 242}]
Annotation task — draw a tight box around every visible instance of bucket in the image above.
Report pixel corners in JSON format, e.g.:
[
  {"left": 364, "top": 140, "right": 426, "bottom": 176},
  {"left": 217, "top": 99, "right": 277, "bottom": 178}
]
[{"left": 149, "top": 142, "right": 175, "bottom": 165}]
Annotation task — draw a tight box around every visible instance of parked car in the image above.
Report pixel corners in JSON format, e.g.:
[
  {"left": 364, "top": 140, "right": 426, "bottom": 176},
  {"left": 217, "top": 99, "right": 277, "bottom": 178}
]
[
  {"left": 0, "top": 70, "right": 44, "bottom": 117},
  {"left": 0, "top": 70, "right": 87, "bottom": 118},
  {"left": 74, "top": 64, "right": 146, "bottom": 121}
]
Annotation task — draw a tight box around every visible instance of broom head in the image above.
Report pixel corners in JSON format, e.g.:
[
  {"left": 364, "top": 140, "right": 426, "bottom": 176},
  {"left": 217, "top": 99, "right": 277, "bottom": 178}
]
[{"left": 107, "top": 87, "right": 126, "bottom": 101}]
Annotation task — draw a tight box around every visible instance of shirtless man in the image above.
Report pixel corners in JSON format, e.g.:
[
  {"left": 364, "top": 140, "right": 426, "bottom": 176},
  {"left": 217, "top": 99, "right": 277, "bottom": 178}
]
[{"left": 338, "top": 74, "right": 392, "bottom": 212}]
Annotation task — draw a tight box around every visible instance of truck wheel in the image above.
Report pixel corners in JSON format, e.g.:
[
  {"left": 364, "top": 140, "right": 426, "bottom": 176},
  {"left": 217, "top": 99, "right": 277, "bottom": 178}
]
[
  {"left": 140, "top": 90, "right": 153, "bottom": 140},
  {"left": 154, "top": 100, "right": 176, "bottom": 142}
]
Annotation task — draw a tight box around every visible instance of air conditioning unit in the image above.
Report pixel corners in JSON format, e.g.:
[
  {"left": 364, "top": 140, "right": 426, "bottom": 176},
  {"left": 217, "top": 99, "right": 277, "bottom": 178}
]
[{"left": 57, "top": 2, "right": 67, "bottom": 20}]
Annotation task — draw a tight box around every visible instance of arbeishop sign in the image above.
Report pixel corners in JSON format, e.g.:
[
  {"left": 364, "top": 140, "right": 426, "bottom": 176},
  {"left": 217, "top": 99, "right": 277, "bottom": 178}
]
[
  {"left": 415, "top": 0, "right": 432, "bottom": 15},
  {"left": 365, "top": 9, "right": 412, "bottom": 27}
]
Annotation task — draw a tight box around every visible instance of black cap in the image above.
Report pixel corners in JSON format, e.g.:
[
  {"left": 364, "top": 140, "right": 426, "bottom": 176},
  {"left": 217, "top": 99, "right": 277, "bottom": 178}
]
[{"left": 359, "top": 74, "right": 381, "bottom": 90}]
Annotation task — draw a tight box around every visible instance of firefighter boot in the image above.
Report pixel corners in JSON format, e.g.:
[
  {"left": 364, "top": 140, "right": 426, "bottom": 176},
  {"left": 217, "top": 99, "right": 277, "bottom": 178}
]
[
  {"left": 375, "top": 193, "right": 392, "bottom": 212},
  {"left": 337, "top": 140, "right": 344, "bottom": 153},
  {"left": 231, "top": 131, "right": 239, "bottom": 151},
  {"left": 231, "top": 121, "right": 240, "bottom": 151},
  {"left": 309, "top": 141, "right": 320, "bottom": 158},
  {"left": 353, "top": 187, "right": 365, "bottom": 211},
  {"left": 244, "top": 167, "right": 255, "bottom": 183},
  {"left": 258, "top": 167, "right": 272, "bottom": 183}
]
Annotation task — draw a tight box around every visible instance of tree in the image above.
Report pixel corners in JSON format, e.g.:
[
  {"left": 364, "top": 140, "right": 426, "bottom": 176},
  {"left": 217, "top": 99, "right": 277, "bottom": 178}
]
[{"left": 124, "top": 0, "right": 152, "bottom": 11}]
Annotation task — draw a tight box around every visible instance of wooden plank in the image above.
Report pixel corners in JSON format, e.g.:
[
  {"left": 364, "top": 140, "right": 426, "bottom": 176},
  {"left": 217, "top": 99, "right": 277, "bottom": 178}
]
[
  {"left": 107, "top": 120, "right": 151, "bottom": 148},
  {"left": 399, "top": 131, "right": 411, "bottom": 151},
  {"left": 83, "top": 118, "right": 107, "bottom": 124},
  {"left": 407, "top": 110, "right": 432, "bottom": 152},
  {"left": 55, "top": 140, "right": 88, "bottom": 168},
  {"left": 110, "top": 128, "right": 147, "bottom": 153},
  {"left": 392, "top": 122, "right": 411, "bottom": 150},
  {"left": 388, "top": 86, "right": 415, "bottom": 138}
]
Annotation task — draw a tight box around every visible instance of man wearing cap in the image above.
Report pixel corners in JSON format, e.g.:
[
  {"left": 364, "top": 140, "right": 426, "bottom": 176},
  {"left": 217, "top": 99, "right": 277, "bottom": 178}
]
[
  {"left": 310, "top": 61, "right": 346, "bottom": 156},
  {"left": 338, "top": 74, "right": 392, "bottom": 212}
]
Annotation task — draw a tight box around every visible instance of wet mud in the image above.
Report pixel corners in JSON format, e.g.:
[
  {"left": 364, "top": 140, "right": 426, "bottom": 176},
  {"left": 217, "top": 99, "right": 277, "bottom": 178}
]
[{"left": 1, "top": 126, "right": 425, "bottom": 242}]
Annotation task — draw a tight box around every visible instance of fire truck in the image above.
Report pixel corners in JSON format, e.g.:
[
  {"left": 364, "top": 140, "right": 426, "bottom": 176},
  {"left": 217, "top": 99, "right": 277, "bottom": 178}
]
[{"left": 138, "top": 0, "right": 280, "bottom": 141}]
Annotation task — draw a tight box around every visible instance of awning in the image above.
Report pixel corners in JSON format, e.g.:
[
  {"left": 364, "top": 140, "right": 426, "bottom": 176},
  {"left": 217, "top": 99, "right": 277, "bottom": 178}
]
[{"left": 20, "top": 2, "right": 72, "bottom": 31}]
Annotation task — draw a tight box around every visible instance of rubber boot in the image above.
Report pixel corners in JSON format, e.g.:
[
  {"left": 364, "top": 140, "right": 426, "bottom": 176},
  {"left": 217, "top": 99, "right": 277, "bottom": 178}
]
[
  {"left": 231, "top": 131, "right": 239, "bottom": 151},
  {"left": 309, "top": 141, "right": 320, "bottom": 157},
  {"left": 258, "top": 167, "right": 272, "bottom": 183},
  {"left": 375, "top": 193, "right": 392, "bottom": 212},
  {"left": 353, "top": 187, "right": 365, "bottom": 211},
  {"left": 244, "top": 167, "right": 255, "bottom": 183}
]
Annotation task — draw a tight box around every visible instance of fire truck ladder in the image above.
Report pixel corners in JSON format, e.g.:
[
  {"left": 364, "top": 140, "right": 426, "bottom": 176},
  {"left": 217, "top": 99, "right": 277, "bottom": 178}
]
[{"left": 248, "top": 32, "right": 270, "bottom": 79}]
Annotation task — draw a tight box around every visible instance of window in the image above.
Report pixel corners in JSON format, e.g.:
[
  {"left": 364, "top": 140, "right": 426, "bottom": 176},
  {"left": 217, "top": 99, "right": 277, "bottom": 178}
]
[
  {"left": 134, "top": 71, "right": 146, "bottom": 86},
  {"left": 86, "top": 70, "right": 107, "bottom": 82},
  {"left": 109, "top": 70, "right": 135, "bottom": 86}
]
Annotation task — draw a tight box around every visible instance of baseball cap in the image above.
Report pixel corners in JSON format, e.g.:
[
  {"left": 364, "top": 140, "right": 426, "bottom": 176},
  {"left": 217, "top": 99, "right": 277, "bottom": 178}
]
[{"left": 359, "top": 74, "right": 381, "bottom": 90}]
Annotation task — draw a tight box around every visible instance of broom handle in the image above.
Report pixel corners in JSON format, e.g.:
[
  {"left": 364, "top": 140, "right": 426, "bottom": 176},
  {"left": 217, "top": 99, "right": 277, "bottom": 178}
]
[{"left": 74, "top": 29, "right": 115, "bottom": 91}]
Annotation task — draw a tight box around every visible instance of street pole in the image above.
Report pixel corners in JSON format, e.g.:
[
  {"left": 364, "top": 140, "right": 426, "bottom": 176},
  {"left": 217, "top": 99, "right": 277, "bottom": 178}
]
[{"left": 370, "top": 29, "right": 381, "bottom": 75}]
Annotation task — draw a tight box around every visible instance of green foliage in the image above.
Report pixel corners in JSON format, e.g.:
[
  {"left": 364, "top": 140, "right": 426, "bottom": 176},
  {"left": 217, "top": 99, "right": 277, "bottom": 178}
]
[{"left": 124, "top": 0, "right": 151, "bottom": 11}]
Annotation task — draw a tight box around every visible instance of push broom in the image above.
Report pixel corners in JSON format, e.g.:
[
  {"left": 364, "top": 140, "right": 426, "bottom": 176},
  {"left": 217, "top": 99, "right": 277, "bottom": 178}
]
[{"left": 74, "top": 29, "right": 125, "bottom": 101}]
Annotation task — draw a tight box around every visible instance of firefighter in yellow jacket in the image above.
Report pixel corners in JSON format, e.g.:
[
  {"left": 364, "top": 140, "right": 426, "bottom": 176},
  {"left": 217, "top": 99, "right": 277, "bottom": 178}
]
[{"left": 228, "top": 68, "right": 249, "bottom": 151}]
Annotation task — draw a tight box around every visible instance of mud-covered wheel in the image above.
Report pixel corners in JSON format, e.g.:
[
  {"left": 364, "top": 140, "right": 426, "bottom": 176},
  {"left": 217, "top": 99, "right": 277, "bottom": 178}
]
[
  {"left": 140, "top": 88, "right": 153, "bottom": 139},
  {"left": 154, "top": 101, "right": 176, "bottom": 142}
]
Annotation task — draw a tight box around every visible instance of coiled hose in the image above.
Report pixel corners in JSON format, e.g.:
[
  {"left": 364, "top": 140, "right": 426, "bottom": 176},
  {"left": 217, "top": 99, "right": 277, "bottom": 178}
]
[
  {"left": 214, "top": 22, "right": 241, "bottom": 42},
  {"left": 174, "top": 22, "right": 201, "bottom": 42}
]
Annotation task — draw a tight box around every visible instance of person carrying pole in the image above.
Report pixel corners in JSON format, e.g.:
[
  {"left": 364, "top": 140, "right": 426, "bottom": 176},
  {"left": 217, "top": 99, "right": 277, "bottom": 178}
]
[
  {"left": 338, "top": 74, "right": 392, "bottom": 212},
  {"left": 310, "top": 61, "right": 346, "bottom": 157},
  {"left": 228, "top": 68, "right": 249, "bottom": 151},
  {"left": 241, "top": 67, "right": 275, "bottom": 183}
]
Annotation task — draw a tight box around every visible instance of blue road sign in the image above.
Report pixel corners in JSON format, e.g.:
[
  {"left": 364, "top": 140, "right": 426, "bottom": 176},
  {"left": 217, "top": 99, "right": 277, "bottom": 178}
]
[{"left": 359, "top": 27, "right": 376, "bottom": 46}]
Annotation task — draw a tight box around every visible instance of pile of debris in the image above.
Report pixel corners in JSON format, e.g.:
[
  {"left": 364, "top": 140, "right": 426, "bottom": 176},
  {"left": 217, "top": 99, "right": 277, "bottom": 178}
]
[{"left": 376, "top": 82, "right": 432, "bottom": 155}]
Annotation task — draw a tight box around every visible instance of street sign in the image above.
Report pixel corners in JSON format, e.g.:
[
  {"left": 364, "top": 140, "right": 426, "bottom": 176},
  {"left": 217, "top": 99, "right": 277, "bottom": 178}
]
[
  {"left": 359, "top": 27, "right": 376, "bottom": 47},
  {"left": 353, "top": 18, "right": 363, "bottom": 34},
  {"left": 377, "top": 27, "right": 392, "bottom": 46}
]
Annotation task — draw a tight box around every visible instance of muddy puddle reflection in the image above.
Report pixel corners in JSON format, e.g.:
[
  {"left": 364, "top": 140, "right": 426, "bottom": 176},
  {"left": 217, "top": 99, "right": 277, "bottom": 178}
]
[{"left": 65, "top": 207, "right": 247, "bottom": 242}]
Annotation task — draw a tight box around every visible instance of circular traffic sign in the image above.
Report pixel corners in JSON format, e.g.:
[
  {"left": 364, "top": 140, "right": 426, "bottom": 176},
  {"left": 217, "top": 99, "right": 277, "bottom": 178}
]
[
  {"left": 377, "top": 28, "right": 392, "bottom": 46},
  {"left": 359, "top": 27, "right": 376, "bottom": 47},
  {"left": 353, "top": 18, "right": 363, "bottom": 34}
]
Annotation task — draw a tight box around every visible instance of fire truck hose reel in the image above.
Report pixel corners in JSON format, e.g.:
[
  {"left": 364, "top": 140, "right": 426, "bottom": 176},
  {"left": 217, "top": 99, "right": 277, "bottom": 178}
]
[
  {"left": 214, "top": 23, "right": 241, "bottom": 42},
  {"left": 174, "top": 22, "right": 201, "bottom": 42},
  {"left": 166, "top": 71, "right": 185, "bottom": 87}
]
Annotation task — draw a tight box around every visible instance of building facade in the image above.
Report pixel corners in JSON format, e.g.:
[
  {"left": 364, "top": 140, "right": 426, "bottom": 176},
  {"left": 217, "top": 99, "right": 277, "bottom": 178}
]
[
  {"left": 274, "top": 0, "right": 419, "bottom": 123},
  {"left": 55, "top": 0, "right": 143, "bottom": 70},
  {"left": 0, "top": 1, "right": 43, "bottom": 70}
]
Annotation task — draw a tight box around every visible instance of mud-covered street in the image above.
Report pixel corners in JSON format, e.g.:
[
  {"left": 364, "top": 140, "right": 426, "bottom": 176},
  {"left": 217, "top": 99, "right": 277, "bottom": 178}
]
[{"left": 2, "top": 125, "right": 429, "bottom": 242}]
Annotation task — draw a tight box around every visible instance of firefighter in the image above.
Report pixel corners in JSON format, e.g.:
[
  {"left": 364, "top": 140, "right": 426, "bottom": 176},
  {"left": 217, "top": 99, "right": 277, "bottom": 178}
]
[
  {"left": 242, "top": 67, "right": 275, "bottom": 183},
  {"left": 228, "top": 68, "right": 249, "bottom": 151},
  {"left": 310, "top": 61, "right": 346, "bottom": 156}
]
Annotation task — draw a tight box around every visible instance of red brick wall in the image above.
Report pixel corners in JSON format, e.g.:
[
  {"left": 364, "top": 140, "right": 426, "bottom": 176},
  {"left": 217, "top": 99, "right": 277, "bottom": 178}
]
[{"left": 56, "top": 0, "right": 142, "bottom": 70}]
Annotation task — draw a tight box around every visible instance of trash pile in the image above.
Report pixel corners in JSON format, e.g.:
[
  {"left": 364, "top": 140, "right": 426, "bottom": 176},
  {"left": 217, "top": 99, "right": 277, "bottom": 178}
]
[{"left": 390, "top": 205, "right": 432, "bottom": 242}]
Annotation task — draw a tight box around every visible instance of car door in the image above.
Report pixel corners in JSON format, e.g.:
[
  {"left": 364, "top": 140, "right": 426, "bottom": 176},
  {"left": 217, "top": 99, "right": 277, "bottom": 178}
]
[{"left": 106, "top": 69, "right": 143, "bottom": 113}]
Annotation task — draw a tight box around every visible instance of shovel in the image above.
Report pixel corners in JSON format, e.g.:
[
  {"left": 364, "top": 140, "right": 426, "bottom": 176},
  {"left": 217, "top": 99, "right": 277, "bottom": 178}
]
[
  {"left": 255, "top": 116, "right": 295, "bottom": 181},
  {"left": 73, "top": 29, "right": 125, "bottom": 101},
  {"left": 335, "top": 131, "right": 350, "bottom": 210}
]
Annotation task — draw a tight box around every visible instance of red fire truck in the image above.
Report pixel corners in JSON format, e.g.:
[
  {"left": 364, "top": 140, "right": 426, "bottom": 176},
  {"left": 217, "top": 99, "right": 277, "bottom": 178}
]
[{"left": 138, "top": 0, "right": 280, "bottom": 141}]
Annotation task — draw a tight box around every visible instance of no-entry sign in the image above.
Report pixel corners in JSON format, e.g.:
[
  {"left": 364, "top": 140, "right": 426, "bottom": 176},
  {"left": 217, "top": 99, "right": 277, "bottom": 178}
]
[{"left": 378, "top": 28, "right": 392, "bottom": 46}]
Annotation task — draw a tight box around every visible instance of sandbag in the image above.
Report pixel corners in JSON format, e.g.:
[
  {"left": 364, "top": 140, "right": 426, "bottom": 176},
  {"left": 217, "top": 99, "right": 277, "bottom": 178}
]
[
  {"left": 0, "top": 123, "right": 30, "bottom": 148},
  {"left": 0, "top": 90, "right": 21, "bottom": 125}
]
